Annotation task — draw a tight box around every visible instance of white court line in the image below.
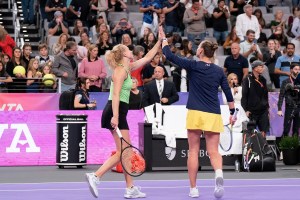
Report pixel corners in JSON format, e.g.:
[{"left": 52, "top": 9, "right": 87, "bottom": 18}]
[
  {"left": 1, "top": 178, "right": 300, "bottom": 185},
  {"left": 1, "top": 184, "right": 300, "bottom": 192}
]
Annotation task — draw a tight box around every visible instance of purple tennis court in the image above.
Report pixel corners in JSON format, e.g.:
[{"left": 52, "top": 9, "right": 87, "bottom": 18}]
[{"left": 1, "top": 178, "right": 300, "bottom": 200}]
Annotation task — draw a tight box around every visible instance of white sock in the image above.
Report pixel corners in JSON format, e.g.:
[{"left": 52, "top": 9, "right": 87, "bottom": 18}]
[{"left": 215, "top": 169, "right": 223, "bottom": 178}]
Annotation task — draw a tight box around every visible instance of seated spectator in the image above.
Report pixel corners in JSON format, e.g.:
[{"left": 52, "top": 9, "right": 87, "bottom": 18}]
[
  {"left": 0, "top": 53, "right": 10, "bottom": 69},
  {"left": 52, "top": 33, "right": 69, "bottom": 55},
  {"left": 78, "top": 31, "right": 90, "bottom": 46},
  {"left": 35, "top": 43, "right": 55, "bottom": 70},
  {"left": 121, "top": 33, "right": 134, "bottom": 51},
  {"left": 174, "top": 39, "right": 194, "bottom": 92},
  {"left": 6, "top": 47, "right": 27, "bottom": 93},
  {"left": 223, "top": 25, "right": 240, "bottom": 55},
  {"left": 45, "top": 0, "right": 67, "bottom": 22},
  {"left": 274, "top": 39, "right": 284, "bottom": 55},
  {"left": 143, "top": 53, "right": 169, "bottom": 85},
  {"left": 111, "top": 18, "right": 136, "bottom": 44},
  {"left": 139, "top": 27, "right": 151, "bottom": 46},
  {"left": 41, "top": 64, "right": 57, "bottom": 93},
  {"left": 48, "top": 11, "right": 69, "bottom": 36},
  {"left": 22, "top": 43, "right": 34, "bottom": 68},
  {"left": 253, "top": 8, "right": 266, "bottom": 28},
  {"left": 89, "top": 0, "right": 108, "bottom": 25},
  {"left": 257, "top": 25, "right": 268, "bottom": 48},
  {"left": 222, "top": 73, "right": 242, "bottom": 105},
  {"left": 129, "top": 77, "right": 143, "bottom": 110},
  {"left": 26, "top": 58, "right": 42, "bottom": 93},
  {"left": 142, "top": 32, "right": 157, "bottom": 54},
  {"left": 52, "top": 41, "right": 79, "bottom": 92},
  {"left": 91, "top": 16, "right": 110, "bottom": 40},
  {"left": 287, "top": 6, "right": 300, "bottom": 37},
  {"left": 142, "top": 66, "right": 179, "bottom": 107},
  {"left": 78, "top": 44, "right": 107, "bottom": 92},
  {"left": 0, "top": 60, "right": 13, "bottom": 93},
  {"left": 235, "top": 4, "right": 260, "bottom": 41},
  {"left": 268, "top": 26, "right": 288, "bottom": 47},
  {"left": 224, "top": 42, "right": 249, "bottom": 84},
  {"left": 97, "top": 31, "right": 113, "bottom": 56},
  {"left": 77, "top": 42, "right": 90, "bottom": 62},
  {"left": 0, "top": 26, "right": 16, "bottom": 58},
  {"left": 107, "top": 0, "right": 127, "bottom": 12},
  {"left": 239, "top": 29, "right": 263, "bottom": 68},
  {"left": 131, "top": 45, "right": 145, "bottom": 91},
  {"left": 270, "top": 9, "right": 286, "bottom": 32},
  {"left": 74, "top": 77, "right": 97, "bottom": 110},
  {"left": 73, "top": 19, "right": 86, "bottom": 36}
]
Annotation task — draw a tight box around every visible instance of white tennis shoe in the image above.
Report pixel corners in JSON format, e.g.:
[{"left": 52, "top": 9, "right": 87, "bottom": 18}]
[
  {"left": 189, "top": 187, "right": 199, "bottom": 198},
  {"left": 214, "top": 176, "right": 224, "bottom": 198},
  {"left": 124, "top": 186, "right": 146, "bottom": 199},
  {"left": 86, "top": 173, "right": 100, "bottom": 198}
]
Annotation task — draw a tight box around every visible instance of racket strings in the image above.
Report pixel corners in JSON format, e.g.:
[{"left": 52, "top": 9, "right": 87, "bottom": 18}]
[{"left": 121, "top": 147, "right": 145, "bottom": 176}]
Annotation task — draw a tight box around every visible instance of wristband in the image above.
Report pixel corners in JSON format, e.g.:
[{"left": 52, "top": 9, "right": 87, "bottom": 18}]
[
  {"left": 229, "top": 108, "right": 235, "bottom": 115},
  {"left": 85, "top": 104, "right": 88, "bottom": 108}
]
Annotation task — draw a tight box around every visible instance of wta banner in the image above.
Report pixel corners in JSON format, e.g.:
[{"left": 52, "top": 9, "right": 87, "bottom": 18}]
[
  {"left": 0, "top": 93, "right": 60, "bottom": 111},
  {"left": 0, "top": 110, "right": 144, "bottom": 166}
]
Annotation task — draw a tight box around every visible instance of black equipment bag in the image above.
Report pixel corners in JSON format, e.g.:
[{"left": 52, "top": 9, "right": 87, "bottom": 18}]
[
  {"left": 242, "top": 128, "right": 276, "bottom": 172},
  {"left": 59, "top": 89, "right": 76, "bottom": 110}
]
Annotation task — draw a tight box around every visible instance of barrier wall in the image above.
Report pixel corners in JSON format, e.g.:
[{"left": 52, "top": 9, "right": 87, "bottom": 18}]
[{"left": 0, "top": 110, "right": 144, "bottom": 166}]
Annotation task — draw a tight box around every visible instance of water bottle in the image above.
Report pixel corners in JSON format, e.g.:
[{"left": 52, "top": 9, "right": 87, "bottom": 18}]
[
  {"left": 205, "top": 30, "right": 209, "bottom": 37},
  {"left": 235, "top": 160, "right": 240, "bottom": 172},
  {"left": 77, "top": 7, "right": 81, "bottom": 18}
]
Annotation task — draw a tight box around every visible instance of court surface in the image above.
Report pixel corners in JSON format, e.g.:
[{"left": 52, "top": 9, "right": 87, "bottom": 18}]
[{"left": 0, "top": 163, "right": 300, "bottom": 200}]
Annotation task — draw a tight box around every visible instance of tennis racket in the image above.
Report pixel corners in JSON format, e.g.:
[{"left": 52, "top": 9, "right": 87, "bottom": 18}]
[
  {"left": 219, "top": 108, "right": 239, "bottom": 152},
  {"left": 116, "top": 128, "right": 146, "bottom": 177}
]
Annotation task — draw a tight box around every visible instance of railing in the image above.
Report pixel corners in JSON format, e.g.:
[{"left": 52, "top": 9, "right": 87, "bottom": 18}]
[
  {"left": 12, "top": 2, "right": 20, "bottom": 44},
  {"left": 0, "top": 77, "right": 61, "bottom": 93}
]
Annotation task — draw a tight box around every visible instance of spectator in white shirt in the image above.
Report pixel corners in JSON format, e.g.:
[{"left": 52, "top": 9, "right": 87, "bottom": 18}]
[{"left": 235, "top": 4, "right": 260, "bottom": 41}]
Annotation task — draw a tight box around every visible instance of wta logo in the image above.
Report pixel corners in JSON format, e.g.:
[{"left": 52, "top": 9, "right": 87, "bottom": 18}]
[{"left": 165, "top": 147, "right": 176, "bottom": 161}]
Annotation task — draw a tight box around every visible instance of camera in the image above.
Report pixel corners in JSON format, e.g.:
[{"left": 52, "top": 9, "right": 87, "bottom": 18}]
[{"left": 119, "top": 21, "right": 127, "bottom": 27}]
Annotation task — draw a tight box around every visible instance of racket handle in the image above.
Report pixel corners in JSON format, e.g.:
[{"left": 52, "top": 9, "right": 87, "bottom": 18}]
[
  {"left": 116, "top": 127, "right": 123, "bottom": 138},
  {"left": 232, "top": 108, "right": 239, "bottom": 120}
]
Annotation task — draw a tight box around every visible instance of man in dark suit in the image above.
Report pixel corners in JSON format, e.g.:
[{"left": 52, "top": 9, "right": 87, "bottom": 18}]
[{"left": 142, "top": 66, "right": 179, "bottom": 107}]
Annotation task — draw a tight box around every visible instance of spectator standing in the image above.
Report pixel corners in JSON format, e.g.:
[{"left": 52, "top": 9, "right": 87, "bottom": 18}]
[
  {"left": 21, "top": 0, "right": 35, "bottom": 25},
  {"left": 163, "top": 0, "right": 185, "bottom": 34},
  {"left": 139, "top": 0, "right": 162, "bottom": 36},
  {"left": 235, "top": 4, "right": 260, "bottom": 41},
  {"left": 222, "top": 73, "right": 242, "bottom": 105},
  {"left": 107, "top": 0, "right": 127, "bottom": 12},
  {"left": 241, "top": 60, "right": 269, "bottom": 137},
  {"left": 78, "top": 44, "right": 107, "bottom": 92},
  {"left": 131, "top": 45, "right": 145, "bottom": 91},
  {"left": 229, "top": 0, "right": 246, "bottom": 26},
  {"left": 212, "top": 0, "right": 230, "bottom": 45},
  {"left": 263, "top": 39, "right": 281, "bottom": 88},
  {"left": 52, "top": 41, "right": 79, "bottom": 92},
  {"left": 275, "top": 43, "right": 300, "bottom": 86},
  {"left": 183, "top": 0, "right": 209, "bottom": 51},
  {"left": 0, "top": 26, "right": 16, "bottom": 58}
]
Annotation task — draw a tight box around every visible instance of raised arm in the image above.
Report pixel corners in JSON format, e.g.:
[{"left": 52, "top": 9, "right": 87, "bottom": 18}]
[
  {"left": 159, "top": 26, "right": 194, "bottom": 70},
  {"left": 130, "top": 40, "right": 162, "bottom": 70}
]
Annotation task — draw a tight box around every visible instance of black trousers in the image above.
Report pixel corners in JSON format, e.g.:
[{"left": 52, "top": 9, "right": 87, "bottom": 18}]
[
  {"left": 282, "top": 106, "right": 300, "bottom": 137},
  {"left": 249, "top": 109, "right": 269, "bottom": 133}
]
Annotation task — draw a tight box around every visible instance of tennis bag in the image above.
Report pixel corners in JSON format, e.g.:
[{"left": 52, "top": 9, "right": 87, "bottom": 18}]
[
  {"left": 59, "top": 89, "right": 76, "bottom": 110},
  {"left": 242, "top": 129, "right": 276, "bottom": 172}
]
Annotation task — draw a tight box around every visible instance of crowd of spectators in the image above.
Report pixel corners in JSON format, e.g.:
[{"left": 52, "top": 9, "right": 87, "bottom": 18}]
[{"left": 0, "top": 0, "right": 300, "bottom": 96}]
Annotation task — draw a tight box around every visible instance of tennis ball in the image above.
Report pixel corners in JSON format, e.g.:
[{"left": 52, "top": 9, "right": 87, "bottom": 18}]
[
  {"left": 13, "top": 66, "right": 26, "bottom": 75},
  {"left": 42, "top": 74, "right": 55, "bottom": 86}
]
